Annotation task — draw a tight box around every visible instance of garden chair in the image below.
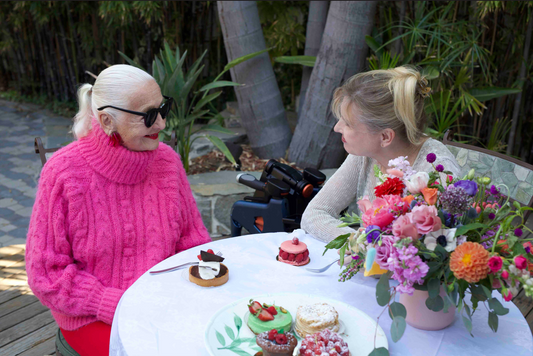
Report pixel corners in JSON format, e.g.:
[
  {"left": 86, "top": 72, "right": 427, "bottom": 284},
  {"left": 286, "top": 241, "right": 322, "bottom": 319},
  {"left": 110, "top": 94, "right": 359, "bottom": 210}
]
[
  {"left": 443, "top": 130, "right": 533, "bottom": 223},
  {"left": 34, "top": 131, "right": 177, "bottom": 166}
]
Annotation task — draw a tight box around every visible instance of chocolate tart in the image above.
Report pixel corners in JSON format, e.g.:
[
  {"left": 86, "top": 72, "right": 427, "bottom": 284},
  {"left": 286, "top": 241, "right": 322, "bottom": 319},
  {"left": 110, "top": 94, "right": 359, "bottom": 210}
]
[
  {"left": 256, "top": 331, "right": 297, "bottom": 356},
  {"left": 188, "top": 264, "right": 229, "bottom": 287}
]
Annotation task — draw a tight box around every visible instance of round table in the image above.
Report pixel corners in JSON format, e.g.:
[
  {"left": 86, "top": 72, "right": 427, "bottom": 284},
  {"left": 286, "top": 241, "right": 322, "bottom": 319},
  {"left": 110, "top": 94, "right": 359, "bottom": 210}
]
[{"left": 109, "top": 232, "right": 533, "bottom": 355}]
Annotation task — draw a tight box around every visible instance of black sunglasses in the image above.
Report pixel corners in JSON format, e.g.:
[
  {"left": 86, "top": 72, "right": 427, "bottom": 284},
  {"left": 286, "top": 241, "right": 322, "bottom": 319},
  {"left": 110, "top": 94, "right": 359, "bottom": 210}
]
[{"left": 97, "top": 95, "right": 174, "bottom": 128}]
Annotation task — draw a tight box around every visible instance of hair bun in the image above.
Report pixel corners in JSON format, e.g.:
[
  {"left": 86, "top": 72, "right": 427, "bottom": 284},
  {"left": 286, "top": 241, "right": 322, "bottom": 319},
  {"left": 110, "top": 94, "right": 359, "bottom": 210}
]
[{"left": 417, "top": 77, "right": 431, "bottom": 98}]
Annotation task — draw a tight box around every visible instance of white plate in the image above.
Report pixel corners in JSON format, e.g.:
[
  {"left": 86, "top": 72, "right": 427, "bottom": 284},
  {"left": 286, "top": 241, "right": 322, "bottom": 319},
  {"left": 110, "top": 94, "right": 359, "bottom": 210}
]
[{"left": 204, "top": 292, "right": 388, "bottom": 356}]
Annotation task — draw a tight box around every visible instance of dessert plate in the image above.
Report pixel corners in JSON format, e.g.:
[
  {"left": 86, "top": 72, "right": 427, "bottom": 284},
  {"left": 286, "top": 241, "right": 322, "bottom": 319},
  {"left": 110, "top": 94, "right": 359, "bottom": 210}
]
[{"left": 204, "top": 292, "right": 388, "bottom": 356}]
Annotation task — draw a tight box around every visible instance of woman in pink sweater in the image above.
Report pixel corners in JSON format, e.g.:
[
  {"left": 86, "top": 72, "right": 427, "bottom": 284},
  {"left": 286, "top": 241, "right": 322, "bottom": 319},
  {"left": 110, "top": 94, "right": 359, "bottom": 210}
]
[{"left": 26, "top": 65, "right": 211, "bottom": 356}]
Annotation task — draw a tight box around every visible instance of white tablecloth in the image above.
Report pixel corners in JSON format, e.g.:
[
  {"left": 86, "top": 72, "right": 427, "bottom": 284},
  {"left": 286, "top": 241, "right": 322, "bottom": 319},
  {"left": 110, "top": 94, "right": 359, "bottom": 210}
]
[{"left": 109, "top": 232, "right": 533, "bottom": 356}]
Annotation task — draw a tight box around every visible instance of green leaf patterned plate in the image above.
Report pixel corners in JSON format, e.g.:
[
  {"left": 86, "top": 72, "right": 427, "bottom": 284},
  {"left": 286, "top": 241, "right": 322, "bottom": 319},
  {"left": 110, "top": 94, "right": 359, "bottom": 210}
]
[{"left": 204, "top": 292, "right": 388, "bottom": 356}]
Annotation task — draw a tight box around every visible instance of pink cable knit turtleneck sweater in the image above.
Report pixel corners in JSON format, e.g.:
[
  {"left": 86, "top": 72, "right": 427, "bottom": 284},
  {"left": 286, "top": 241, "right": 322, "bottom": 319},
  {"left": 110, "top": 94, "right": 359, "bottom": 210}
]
[{"left": 26, "top": 120, "right": 211, "bottom": 330}]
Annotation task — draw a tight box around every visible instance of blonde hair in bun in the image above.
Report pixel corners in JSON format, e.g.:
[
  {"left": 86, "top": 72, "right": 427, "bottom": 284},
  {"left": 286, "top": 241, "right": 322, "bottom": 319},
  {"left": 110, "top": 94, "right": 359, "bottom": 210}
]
[{"left": 332, "top": 65, "right": 430, "bottom": 145}]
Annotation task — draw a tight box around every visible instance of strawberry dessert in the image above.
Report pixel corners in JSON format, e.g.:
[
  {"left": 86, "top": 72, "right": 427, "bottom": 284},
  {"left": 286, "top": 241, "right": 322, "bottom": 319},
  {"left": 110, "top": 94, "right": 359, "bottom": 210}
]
[
  {"left": 298, "top": 329, "right": 350, "bottom": 356},
  {"left": 256, "top": 329, "right": 298, "bottom": 356},
  {"left": 278, "top": 237, "right": 310, "bottom": 266},
  {"left": 246, "top": 299, "right": 293, "bottom": 335}
]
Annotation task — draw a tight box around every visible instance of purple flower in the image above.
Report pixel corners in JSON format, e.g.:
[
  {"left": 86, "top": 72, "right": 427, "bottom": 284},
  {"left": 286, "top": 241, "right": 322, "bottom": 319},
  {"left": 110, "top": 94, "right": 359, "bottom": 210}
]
[
  {"left": 490, "top": 185, "right": 499, "bottom": 195},
  {"left": 488, "top": 213, "right": 496, "bottom": 220},
  {"left": 440, "top": 186, "right": 473, "bottom": 215},
  {"left": 515, "top": 228, "right": 523, "bottom": 237},
  {"left": 436, "top": 164, "right": 444, "bottom": 172},
  {"left": 453, "top": 180, "right": 478, "bottom": 196},
  {"left": 365, "top": 225, "right": 381, "bottom": 243},
  {"left": 426, "top": 153, "right": 436, "bottom": 163}
]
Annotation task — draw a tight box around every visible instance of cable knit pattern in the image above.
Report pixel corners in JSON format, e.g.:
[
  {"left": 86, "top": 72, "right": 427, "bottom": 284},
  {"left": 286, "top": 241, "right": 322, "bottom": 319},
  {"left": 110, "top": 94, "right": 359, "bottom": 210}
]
[
  {"left": 25, "top": 121, "right": 211, "bottom": 330},
  {"left": 301, "top": 138, "right": 461, "bottom": 242}
]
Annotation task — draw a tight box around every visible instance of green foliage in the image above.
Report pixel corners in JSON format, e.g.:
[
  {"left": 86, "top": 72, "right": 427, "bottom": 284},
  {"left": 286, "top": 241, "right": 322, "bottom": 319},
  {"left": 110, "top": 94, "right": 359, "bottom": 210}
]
[{"left": 120, "top": 42, "right": 267, "bottom": 172}]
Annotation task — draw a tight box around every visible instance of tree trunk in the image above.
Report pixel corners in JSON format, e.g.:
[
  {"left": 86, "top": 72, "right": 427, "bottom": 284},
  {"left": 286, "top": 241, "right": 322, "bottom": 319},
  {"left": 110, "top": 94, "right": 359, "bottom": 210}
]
[
  {"left": 217, "top": 1, "right": 292, "bottom": 159},
  {"left": 298, "top": 1, "right": 329, "bottom": 116},
  {"left": 508, "top": 13, "right": 532, "bottom": 155},
  {"left": 289, "top": 1, "right": 378, "bottom": 169}
]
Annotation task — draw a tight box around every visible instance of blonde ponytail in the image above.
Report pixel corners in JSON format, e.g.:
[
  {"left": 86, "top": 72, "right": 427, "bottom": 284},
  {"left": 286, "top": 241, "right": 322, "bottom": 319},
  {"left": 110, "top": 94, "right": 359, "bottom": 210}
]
[
  {"left": 331, "top": 65, "right": 430, "bottom": 145},
  {"left": 72, "top": 83, "right": 94, "bottom": 139}
]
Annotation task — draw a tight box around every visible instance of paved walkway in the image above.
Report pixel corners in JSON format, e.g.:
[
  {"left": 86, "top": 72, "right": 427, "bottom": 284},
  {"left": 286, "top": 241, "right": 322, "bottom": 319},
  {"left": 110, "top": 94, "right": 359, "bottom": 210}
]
[{"left": 0, "top": 100, "right": 72, "bottom": 248}]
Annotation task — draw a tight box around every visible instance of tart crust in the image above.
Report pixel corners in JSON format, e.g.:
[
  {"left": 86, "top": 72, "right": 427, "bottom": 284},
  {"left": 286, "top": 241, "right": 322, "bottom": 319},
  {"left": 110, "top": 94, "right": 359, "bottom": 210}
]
[{"left": 188, "top": 264, "right": 229, "bottom": 287}]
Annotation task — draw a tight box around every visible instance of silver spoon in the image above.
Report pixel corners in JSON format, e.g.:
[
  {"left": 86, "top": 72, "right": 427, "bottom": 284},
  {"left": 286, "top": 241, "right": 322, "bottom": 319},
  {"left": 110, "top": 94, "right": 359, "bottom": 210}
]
[
  {"left": 305, "top": 258, "right": 341, "bottom": 273},
  {"left": 150, "top": 251, "right": 223, "bottom": 275}
]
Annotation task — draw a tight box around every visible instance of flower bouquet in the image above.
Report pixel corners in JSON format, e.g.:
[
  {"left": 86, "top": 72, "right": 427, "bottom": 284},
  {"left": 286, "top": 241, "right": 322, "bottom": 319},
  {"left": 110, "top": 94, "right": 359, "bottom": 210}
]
[{"left": 324, "top": 154, "right": 533, "bottom": 356}]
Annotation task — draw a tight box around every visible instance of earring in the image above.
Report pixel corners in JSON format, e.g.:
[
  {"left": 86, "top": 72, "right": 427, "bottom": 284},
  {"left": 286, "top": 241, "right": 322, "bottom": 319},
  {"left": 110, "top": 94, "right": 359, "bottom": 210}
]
[{"left": 108, "top": 132, "right": 122, "bottom": 147}]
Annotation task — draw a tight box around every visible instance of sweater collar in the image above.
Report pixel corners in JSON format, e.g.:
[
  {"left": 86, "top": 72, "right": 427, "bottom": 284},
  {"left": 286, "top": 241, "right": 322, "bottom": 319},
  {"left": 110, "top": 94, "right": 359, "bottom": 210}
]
[{"left": 78, "top": 119, "right": 159, "bottom": 184}]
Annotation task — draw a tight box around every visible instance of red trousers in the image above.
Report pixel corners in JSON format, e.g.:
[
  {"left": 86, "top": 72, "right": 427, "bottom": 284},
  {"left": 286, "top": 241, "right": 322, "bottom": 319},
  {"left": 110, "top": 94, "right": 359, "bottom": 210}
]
[{"left": 61, "top": 322, "right": 111, "bottom": 356}]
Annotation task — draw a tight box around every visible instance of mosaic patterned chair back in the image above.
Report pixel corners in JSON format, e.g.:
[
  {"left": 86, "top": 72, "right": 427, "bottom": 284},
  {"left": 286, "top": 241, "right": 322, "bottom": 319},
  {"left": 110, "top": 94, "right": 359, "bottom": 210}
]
[{"left": 443, "top": 131, "right": 533, "bottom": 211}]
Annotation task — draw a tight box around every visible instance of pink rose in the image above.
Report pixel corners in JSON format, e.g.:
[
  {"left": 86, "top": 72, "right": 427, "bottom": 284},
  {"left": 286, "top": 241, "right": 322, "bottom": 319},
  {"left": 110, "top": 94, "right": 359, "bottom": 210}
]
[
  {"left": 357, "top": 196, "right": 372, "bottom": 214},
  {"left": 392, "top": 214, "right": 419, "bottom": 240},
  {"left": 383, "top": 194, "right": 409, "bottom": 215},
  {"left": 503, "top": 289, "right": 513, "bottom": 302},
  {"left": 514, "top": 255, "right": 528, "bottom": 270},
  {"left": 376, "top": 235, "right": 396, "bottom": 270},
  {"left": 362, "top": 198, "right": 395, "bottom": 230},
  {"left": 501, "top": 270, "right": 509, "bottom": 279},
  {"left": 411, "top": 205, "right": 442, "bottom": 234},
  {"left": 488, "top": 256, "right": 503, "bottom": 273}
]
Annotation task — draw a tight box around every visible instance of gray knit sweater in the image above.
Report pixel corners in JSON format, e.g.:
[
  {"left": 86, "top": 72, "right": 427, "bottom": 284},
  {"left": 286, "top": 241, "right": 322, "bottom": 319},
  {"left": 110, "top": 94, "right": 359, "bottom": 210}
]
[{"left": 301, "top": 138, "right": 462, "bottom": 242}]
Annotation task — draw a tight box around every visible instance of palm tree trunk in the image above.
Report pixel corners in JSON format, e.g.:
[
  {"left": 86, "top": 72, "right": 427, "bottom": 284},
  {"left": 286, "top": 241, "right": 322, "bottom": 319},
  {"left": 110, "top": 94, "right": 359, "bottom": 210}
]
[
  {"left": 217, "top": 1, "right": 292, "bottom": 159},
  {"left": 507, "top": 13, "right": 532, "bottom": 155},
  {"left": 298, "top": 1, "right": 329, "bottom": 116},
  {"left": 289, "top": 1, "right": 378, "bottom": 169}
]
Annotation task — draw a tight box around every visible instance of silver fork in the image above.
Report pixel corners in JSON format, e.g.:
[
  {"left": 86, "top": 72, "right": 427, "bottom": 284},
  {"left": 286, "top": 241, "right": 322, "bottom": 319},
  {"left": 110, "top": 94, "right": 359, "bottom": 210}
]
[
  {"left": 150, "top": 251, "right": 222, "bottom": 275},
  {"left": 305, "top": 258, "right": 340, "bottom": 273}
]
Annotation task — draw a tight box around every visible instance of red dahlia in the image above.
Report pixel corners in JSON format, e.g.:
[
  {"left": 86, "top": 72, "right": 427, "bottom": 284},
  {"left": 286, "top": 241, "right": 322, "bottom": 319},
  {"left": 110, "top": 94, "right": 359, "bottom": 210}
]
[{"left": 374, "top": 177, "right": 405, "bottom": 197}]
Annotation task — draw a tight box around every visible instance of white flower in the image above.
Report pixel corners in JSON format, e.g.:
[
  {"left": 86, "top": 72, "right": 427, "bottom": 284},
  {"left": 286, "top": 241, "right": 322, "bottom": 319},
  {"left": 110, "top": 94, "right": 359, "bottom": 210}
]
[
  {"left": 405, "top": 171, "right": 430, "bottom": 194},
  {"left": 526, "top": 279, "right": 533, "bottom": 286},
  {"left": 424, "top": 228, "right": 457, "bottom": 252},
  {"left": 509, "top": 265, "right": 518, "bottom": 274}
]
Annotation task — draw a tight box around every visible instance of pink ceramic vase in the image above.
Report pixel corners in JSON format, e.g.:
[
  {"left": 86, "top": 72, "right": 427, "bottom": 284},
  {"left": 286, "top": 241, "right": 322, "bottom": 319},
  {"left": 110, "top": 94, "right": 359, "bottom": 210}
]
[{"left": 399, "top": 285, "right": 456, "bottom": 331}]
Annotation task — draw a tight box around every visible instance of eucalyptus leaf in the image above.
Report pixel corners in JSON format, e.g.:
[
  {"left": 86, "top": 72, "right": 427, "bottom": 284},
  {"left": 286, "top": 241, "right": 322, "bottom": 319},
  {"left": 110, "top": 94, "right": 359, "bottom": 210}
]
[
  {"left": 391, "top": 316, "right": 407, "bottom": 343},
  {"left": 488, "top": 311, "right": 499, "bottom": 332},
  {"left": 462, "top": 316, "right": 473, "bottom": 335},
  {"left": 376, "top": 272, "right": 391, "bottom": 307},
  {"left": 388, "top": 302, "right": 407, "bottom": 319},
  {"left": 425, "top": 295, "right": 444, "bottom": 312},
  {"left": 488, "top": 298, "right": 509, "bottom": 316},
  {"left": 369, "top": 347, "right": 390, "bottom": 356},
  {"left": 428, "top": 279, "right": 440, "bottom": 299}
]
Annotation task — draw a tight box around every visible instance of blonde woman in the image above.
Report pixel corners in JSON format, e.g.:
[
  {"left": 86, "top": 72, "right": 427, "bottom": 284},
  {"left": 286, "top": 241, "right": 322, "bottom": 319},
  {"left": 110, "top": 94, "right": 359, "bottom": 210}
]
[
  {"left": 301, "top": 66, "right": 461, "bottom": 242},
  {"left": 26, "top": 65, "right": 211, "bottom": 356}
]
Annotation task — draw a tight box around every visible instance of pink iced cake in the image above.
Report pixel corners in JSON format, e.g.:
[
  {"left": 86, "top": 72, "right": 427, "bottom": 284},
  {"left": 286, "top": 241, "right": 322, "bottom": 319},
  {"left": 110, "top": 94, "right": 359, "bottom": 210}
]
[{"left": 278, "top": 237, "right": 310, "bottom": 266}]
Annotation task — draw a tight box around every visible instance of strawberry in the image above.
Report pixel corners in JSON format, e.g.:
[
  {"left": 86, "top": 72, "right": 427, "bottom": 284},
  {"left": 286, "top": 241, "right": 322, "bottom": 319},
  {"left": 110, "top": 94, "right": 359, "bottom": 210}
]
[
  {"left": 303, "top": 250, "right": 309, "bottom": 258},
  {"left": 266, "top": 306, "right": 278, "bottom": 315},
  {"left": 207, "top": 249, "right": 214, "bottom": 254},
  {"left": 275, "top": 333, "right": 288, "bottom": 345},
  {"left": 248, "top": 300, "right": 263, "bottom": 315},
  {"left": 267, "top": 329, "right": 278, "bottom": 341},
  {"left": 292, "top": 237, "right": 299, "bottom": 245},
  {"left": 295, "top": 254, "right": 304, "bottom": 263},
  {"left": 257, "top": 309, "right": 274, "bottom": 321},
  {"left": 197, "top": 254, "right": 202, "bottom": 261}
]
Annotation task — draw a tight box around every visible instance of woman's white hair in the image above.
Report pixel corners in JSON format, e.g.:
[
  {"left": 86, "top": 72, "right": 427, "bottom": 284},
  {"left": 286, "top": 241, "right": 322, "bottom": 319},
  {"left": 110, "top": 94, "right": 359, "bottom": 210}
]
[{"left": 72, "top": 64, "right": 154, "bottom": 139}]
